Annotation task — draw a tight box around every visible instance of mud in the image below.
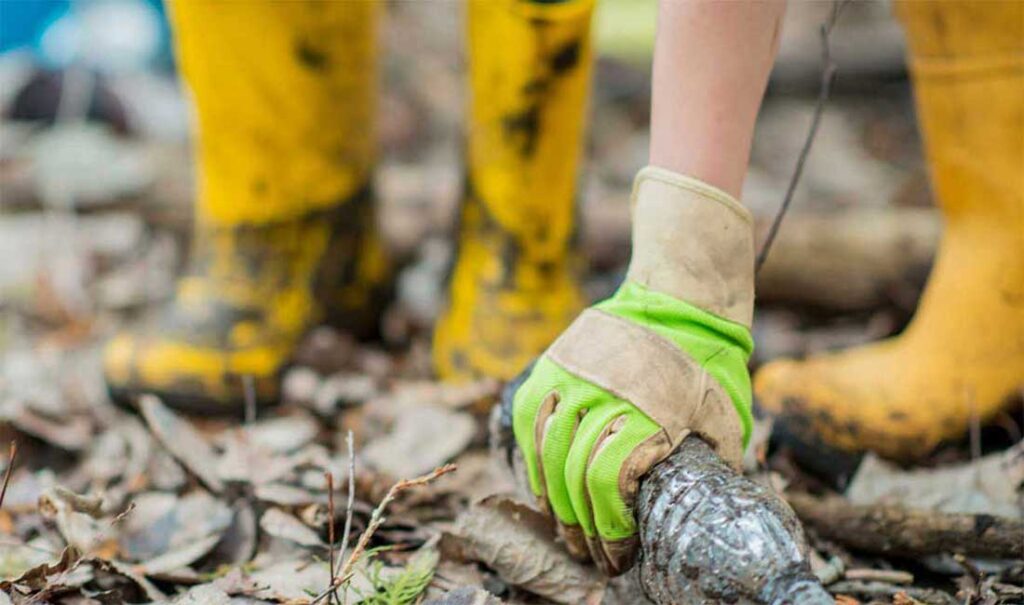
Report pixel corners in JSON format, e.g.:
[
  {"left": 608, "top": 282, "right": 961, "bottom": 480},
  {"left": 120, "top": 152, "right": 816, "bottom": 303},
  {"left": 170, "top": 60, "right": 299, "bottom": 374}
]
[{"left": 636, "top": 437, "right": 831, "bottom": 605}]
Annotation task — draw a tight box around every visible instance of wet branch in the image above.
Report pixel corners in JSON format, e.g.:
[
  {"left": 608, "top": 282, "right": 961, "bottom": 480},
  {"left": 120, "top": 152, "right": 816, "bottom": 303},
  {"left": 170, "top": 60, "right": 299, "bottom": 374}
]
[{"left": 787, "top": 492, "right": 1024, "bottom": 559}]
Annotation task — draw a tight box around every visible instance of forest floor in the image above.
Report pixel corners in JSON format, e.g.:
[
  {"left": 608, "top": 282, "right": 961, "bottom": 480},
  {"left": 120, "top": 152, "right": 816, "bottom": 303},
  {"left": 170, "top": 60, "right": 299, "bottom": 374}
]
[{"left": 1, "top": 3, "right": 1021, "bottom": 604}]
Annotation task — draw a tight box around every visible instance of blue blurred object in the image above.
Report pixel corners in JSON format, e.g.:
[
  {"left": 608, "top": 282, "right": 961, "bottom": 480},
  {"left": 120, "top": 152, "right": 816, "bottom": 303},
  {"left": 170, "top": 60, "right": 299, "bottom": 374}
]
[
  {"left": 1, "top": 0, "right": 171, "bottom": 70},
  {"left": 0, "top": 1, "right": 69, "bottom": 54}
]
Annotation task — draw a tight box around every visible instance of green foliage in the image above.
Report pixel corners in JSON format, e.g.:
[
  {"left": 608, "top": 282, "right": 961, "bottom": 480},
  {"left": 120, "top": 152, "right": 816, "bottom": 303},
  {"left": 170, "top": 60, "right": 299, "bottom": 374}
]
[{"left": 348, "top": 547, "right": 438, "bottom": 605}]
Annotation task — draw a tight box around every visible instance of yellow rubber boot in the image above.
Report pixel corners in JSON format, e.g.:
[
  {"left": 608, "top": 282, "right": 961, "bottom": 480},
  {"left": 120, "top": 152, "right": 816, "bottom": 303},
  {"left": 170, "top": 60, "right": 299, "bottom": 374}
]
[
  {"left": 104, "top": 1, "right": 389, "bottom": 412},
  {"left": 755, "top": 1, "right": 1024, "bottom": 460},
  {"left": 434, "top": 0, "right": 594, "bottom": 381}
]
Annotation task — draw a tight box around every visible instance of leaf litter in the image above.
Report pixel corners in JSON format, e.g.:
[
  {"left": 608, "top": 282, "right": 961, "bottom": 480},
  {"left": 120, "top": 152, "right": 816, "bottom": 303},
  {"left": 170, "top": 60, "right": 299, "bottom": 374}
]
[{"left": 2, "top": 3, "right": 1023, "bottom": 602}]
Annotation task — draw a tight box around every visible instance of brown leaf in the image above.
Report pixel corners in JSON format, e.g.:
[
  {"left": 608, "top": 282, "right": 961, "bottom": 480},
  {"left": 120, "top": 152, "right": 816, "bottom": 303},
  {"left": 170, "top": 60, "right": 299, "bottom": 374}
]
[
  {"left": 170, "top": 583, "right": 233, "bottom": 604},
  {"left": 247, "top": 558, "right": 331, "bottom": 602},
  {"left": 88, "top": 557, "right": 167, "bottom": 602},
  {"left": 258, "top": 507, "right": 324, "bottom": 549},
  {"left": 363, "top": 403, "right": 476, "bottom": 479},
  {"left": 139, "top": 395, "right": 224, "bottom": 493},
  {"left": 0, "top": 545, "right": 80, "bottom": 593},
  {"left": 892, "top": 591, "right": 926, "bottom": 605},
  {"left": 846, "top": 443, "right": 1024, "bottom": 518},
  {"left": 3, "top": 405, "right": 91, "bottom": 451},
  {"left": 443, "top": 496, "right": 605, "bottom": 605},
  {"left": 119, "top": 491, "right": 232, "bottom": 567},
  {"left": 424, "top": 586, "right": 504, "bottom": 605}
]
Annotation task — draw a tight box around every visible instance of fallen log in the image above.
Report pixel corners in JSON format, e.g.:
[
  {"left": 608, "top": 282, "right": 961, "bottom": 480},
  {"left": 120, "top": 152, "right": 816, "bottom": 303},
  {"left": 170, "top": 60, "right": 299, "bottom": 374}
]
[
  {"left": 786, "top": 492, "right": 1024, "bottom": 559},
  {"left": 753, "top": 208, "right": 940, "bottom": 311},
  {"left": 582, "top": 205, "right": 941, "bottom": 311}
]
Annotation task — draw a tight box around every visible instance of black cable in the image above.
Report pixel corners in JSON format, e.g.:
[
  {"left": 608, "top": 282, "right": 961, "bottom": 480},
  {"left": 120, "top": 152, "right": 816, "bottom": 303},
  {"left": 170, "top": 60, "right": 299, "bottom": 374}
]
[{"left": 755, "top": 1, "right": 850, "bottom": 274}]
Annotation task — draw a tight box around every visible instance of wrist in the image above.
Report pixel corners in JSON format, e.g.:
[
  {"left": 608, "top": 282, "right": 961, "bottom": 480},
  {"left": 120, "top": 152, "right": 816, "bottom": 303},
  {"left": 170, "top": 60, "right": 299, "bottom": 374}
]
[
  {"left": 626, "top": 165, "right": 755, "bottom": 327},
  {"left": 596, "top": 281, "right": 755, "bottom": 448}
]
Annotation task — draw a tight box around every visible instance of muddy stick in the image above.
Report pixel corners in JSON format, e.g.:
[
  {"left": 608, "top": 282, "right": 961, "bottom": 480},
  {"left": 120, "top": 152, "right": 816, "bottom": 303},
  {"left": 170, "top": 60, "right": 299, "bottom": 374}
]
[
  {"left": 635, "top": 438, "right": 832, "bottom": 605},
  {"left": 786, "top": 492, "right": 1024, "bottom": 559}
]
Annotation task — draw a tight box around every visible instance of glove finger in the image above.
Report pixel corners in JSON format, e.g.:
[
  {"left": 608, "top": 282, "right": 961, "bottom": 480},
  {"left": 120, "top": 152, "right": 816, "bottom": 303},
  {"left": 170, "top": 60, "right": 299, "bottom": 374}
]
[
  {"left": 584, "top": 411, "right": 668, "bottom": 576},
  {"left": 561, "top": 401, "right": 634, "bottom": 562},
  {"left": 537, "top": 391, "right": 586, "bottom": 561},
  {"left": 563, "top": 401, "right": 633, "bottom": 539},
  {"left": 511, "top": 364, "right": 558, "bottom": 500},
  {"left": 531, "top": 390, "right": 559, "bottom": 516},
  {"left": 539, "top": 386, "right": 591, "bottom": 530}
]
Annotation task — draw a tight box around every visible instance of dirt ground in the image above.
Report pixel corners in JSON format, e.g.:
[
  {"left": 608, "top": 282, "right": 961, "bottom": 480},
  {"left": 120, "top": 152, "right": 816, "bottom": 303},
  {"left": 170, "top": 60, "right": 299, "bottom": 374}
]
[{"left": 0, "top": 2, "right": 1020, "bottom": 604}]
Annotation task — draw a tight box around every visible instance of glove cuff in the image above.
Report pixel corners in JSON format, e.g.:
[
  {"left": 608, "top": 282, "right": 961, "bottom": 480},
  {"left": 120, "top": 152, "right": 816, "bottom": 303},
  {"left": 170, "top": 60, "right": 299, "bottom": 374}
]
[{"left": 626, "top": 166, "right": 755, "bottom": 327}]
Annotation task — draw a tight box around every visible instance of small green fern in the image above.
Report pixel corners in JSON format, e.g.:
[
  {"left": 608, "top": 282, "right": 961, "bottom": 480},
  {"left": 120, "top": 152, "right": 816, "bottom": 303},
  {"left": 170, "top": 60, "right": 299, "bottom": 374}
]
[{"left": 349, "top": 547, "right": 438, "bottom": 605}]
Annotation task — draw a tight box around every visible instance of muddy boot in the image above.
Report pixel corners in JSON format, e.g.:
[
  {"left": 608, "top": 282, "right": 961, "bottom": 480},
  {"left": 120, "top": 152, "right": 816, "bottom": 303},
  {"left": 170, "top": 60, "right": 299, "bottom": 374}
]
[
  {"left": 755, "top": 1, "right": 1024, "bottom": 460},
  {"left": 104, "top": 1, "right": 389, "bottom": 412},
  {"left": 433, "top": 0, "right": 594, "bottom": 382}
]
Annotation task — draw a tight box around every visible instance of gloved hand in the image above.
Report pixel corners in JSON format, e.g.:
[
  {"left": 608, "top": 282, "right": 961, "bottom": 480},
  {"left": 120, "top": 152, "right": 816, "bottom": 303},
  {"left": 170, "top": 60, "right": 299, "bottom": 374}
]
[{"left": 510, "top": 166, "right": 756, "bottom": 576}]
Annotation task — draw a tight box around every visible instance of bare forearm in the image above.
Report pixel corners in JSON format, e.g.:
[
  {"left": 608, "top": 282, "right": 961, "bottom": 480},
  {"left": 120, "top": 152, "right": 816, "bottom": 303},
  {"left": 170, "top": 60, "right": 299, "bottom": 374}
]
[{"left": 649, "top": 0, "right": 786, "bottom": 199}]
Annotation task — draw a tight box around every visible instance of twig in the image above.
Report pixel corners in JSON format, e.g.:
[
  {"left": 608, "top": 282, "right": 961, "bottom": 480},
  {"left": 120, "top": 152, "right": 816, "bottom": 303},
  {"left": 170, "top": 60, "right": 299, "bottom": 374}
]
[
  {"left": 310, "top": 463, "right": 457, "bottom": 605},
  {"left": 110, "top": 501, "right": 137, "bottom": 527},
  {"left": 787, "top": 491, "right": 1024, "bottom": 559},
  {"left": 755, "top": 0, "right": 849, "bottom": 273},
  {"left": 242, "top": 375, "right": 257, "bottom": 425},
  {"left": 829, "top": 581, "right": 959, "bottom": 605},
  {"left": 0, "top": 441, "right": 18, "bottom": 510},
  {"left": 967, "top": 386, "right": 981, "bottom": 460},
  {"left": 844, "top": 568, "right": 913, "bottom": 585},
  {"left": 339, "top": 433, "right": 356, "bottom": 562},
  {"left": 242, "top": 376, "right": 260, "bottom": 495},
  {"left": 814, "top": 555, "right": 846, "bottom": 585},
  {"left": 338, "top": 464, "right": 456, "bottom": 582},
  {"left": 337, "top": 430, "right": 356, "bottom": 604},
  {"left": 326, "top": 472, "right": 340, "bottom": 605}
]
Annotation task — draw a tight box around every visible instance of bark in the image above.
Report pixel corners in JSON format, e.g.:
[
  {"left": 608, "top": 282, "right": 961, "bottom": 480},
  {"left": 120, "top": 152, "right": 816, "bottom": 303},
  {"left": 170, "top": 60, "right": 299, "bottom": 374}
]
[{"left": 786, "top": 492, "right": 1024, "bottom": 559}]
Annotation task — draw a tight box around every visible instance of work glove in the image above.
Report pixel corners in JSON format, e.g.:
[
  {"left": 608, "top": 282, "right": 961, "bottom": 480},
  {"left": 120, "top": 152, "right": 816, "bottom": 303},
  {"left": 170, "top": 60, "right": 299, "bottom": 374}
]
[{"left": 510, "top": 166, "right": 756, "bottom": 576}]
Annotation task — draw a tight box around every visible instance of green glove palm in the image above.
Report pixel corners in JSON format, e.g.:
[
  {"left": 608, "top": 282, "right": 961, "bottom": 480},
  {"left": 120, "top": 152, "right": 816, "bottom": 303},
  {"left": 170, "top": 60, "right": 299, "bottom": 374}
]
[{"left": 510, "top": 166, "right": 756, "bottom": 575}]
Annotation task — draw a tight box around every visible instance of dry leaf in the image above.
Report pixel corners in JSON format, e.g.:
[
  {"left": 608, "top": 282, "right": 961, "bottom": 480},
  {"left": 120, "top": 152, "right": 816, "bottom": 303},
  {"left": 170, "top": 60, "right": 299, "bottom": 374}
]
[
  {"left": 247, "top": 558, "right": 331, "bottom": 602},
  {"left": 444, "top": 496, "right": 605, "bottom": 605},
  {"left": 119, "top": 491, "right": 231, "bottom": 568},
  {"left": 363, "top": 403, "right": 476, "bottom": 479},
  {"left": 892, "top": 591, "right": 926, "bottom": 605},
  {"left": 1, "top": 404, "right": 91, "bottom": 451},
  {"left": 259, "top": 508, "right": 324, "bottom": 549},
  {"left": 424, "top": 586, "right": 503, "bottom": 605},
  {"left": 0, "top": 546, "right": 80, "bottom": 593},
  {"left": 38, "top": 489, "right": 114, "bottom": 554},
  {"left": 224, "top": 410, "right": 320, "bottom": 454},
  {"left": 847, "top": 443, "right": 1024, "bottom": 518},
  {"left": 139, "top": 395, "right": 224, "bottom": 493},
  {"left": 171, "top": 583, "right": 233, "bottom": 604},
  {"left": 136, "top": 535, "right": 222, "bottom": 575}
]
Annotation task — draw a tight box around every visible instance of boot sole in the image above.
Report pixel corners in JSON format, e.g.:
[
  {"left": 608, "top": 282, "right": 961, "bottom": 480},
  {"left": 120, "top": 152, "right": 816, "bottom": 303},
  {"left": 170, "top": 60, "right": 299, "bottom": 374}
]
[
  {"left": 108, "top": 383, "right": 280, "bottom": 418},
  {"left": 765, "top": 410, "right": 865, "bottom": 489}
]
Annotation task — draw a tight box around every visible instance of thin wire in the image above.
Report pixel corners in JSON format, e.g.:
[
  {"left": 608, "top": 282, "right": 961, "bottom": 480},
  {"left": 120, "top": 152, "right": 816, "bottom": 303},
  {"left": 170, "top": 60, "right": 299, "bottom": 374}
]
[{"left": 755, "top": 1, "right": 850, "bottom": 273}]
